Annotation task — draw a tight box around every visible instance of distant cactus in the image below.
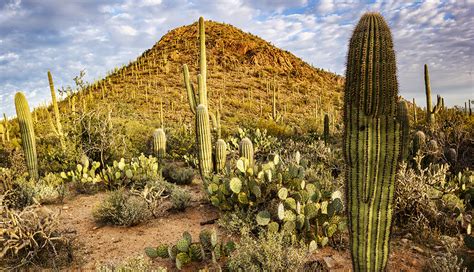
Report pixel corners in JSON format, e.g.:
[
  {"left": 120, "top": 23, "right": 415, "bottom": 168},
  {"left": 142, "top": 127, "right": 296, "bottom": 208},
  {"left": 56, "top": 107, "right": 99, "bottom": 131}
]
[
  {"left": 413, "top": 131, "right": 426, "bottom": 155},
  {"left": 0, "top": 124, "right": 4, "bottom": 144},
  {"left": 323, "top": 113, "right": 329, "bottom": 144},
  {"left": 398, "top": 101, "right": 410, "bottom": 161},
  {"left": 239, "top": 137, "right": 254, "bottom": 167},
  {"left": 445, "top": 148, "right": 457, "bottom": 163},
  {"left": 424, "top": 64, "right": 442, "bottom": 126},
  {"left": 47, "top": 71, "right": 65, "bottom": 149},
  {"left": 3, "top": 113, "right": 10, "bottom": 142},
  {"left": 343, "top": 13, "right": 401, "bottom": 271},
  {"left": 15, "top": 92, "right": 39, "bottom": 181},
  {"left": 153, "top": 128, "right": 166, "bottom": 160},
  {"left": 412, "top": 98, "right": 417, "bottom": 123}
]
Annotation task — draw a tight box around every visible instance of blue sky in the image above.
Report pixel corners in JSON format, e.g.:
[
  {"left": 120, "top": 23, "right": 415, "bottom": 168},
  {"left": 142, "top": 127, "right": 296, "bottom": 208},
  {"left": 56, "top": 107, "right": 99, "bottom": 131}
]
[{"left": 0, "top": 0, "right": 473, "bottom": 117}]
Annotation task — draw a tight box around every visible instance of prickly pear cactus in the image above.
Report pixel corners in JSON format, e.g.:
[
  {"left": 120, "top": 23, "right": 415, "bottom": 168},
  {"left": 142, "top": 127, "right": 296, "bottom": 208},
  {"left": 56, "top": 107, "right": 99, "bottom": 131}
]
[{"left": 343, "top": 13, "right": 401, "bottom": 271}]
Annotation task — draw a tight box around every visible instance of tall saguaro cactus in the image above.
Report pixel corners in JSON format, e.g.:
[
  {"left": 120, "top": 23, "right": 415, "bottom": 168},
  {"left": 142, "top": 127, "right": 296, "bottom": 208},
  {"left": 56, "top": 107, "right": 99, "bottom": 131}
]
[
  {"left": 424, "top": 64, "right": 442, "bottom": 126},
  {"left": 15, "top": 92, "right": 39, "bottom": 181},
  {"left": 323, "top": 113, "right": 329, "bottom": 144},
  {"left": 3, "top": 113, "right": 10, "bottom": 142},
  {"left": 183, "top": 17, "right": 220, "bottom": 178},
  {"left": 47, "top": 71, "right": 65, "bottom": 149},
  {"left": 343, "top": 13, "right": 401, "bottom": 271}
]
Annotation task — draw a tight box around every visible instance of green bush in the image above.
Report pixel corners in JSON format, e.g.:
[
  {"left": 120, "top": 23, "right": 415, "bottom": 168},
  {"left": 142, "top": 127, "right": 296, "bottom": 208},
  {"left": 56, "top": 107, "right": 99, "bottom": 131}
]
[
  {"left": 227, "top": 230, "right": 308, "bottom": 271},
  {"left": 170, "top": 186, "right": 191, "bottom": 211},
  {"left": 93, "top": 189, "right": 151, "bottom": 226},
  {"left": 162, "top": 163, "right": 195, "bottom": 185}
]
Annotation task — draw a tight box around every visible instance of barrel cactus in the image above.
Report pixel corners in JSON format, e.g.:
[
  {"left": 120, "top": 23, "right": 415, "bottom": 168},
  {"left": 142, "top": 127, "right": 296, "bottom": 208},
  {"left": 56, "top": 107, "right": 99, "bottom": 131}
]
[
  {"left": 15, "top": 92, "right": 39, "bottom": 180},
  {"left": 343, "top": 13, "right": 401, "bottom": 271}
]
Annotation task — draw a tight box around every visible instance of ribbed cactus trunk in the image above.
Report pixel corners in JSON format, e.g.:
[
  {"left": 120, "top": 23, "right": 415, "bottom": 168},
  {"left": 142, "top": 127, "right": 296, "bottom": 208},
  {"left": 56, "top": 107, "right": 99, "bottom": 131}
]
[
  {"left": 215, "top": 139, "right": 227, "bottom": 173},
  {"left": 398, "top": 101, "right": 410, "bottom": 161},
  {"left": 239, "top": 137, "right": 254, "bottom": 167},
  {"left": 424, "top": 64, "right": 441, "bottom": 127},
  {"left": 343, "top": 13, "right": 401, "bottom": 272},
  {"left": 3, "top": 113, "right": 10, "bottom": 142},
  {"left": 48, "top": 71, "right": 65, "bottom": 149},
  {"left": 15, "top": 92, "right": 39, "bottom": 181},
  {"left": 196, "top": 104, "right": 213, "bottom": 177},
  {"left": 153, "top": 128, "right": 166, "bottom": 160},
  {"left": 323, "top": 114, "right": 329, "bottom": 144}
]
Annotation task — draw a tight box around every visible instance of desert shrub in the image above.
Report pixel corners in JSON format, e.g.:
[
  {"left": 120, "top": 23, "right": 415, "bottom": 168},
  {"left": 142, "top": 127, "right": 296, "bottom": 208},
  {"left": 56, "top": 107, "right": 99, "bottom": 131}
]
[
  {"left": 2, "top": 176, "right": 36, "bottom": 210},
  {"left": 36, "top": 133, "right": 82, "bottom": 175},
  {"left": 130, "top": 177, "right": 170, "bottom": 218},
  {"left": 0, "top": 144, "right": 27, "bottom": 177},
  {"left": 170, "top": 186, "right": 191, "bottom": 211},
  {"left": 395, "top": 156, "right": 468, "bottom": 237},
  {"left": 93, "top": 189, "right": 151, "bottom": 226},
  {"left": 0, "top": 202, "right": 73, "bottom": 269},
  {"left": 206, "top": 153, "right": 346, "bottom": 247},
  {"left": 423, "top": 250, "right": 466, "bottom": 272},
  {"left": 166, "top": 125, "right": 196, "bottom": 161},
  {"left": 96, "top": 255, "right": 165, "bottom": 272},
  {"left": 227, "top": 229, "right": 308, "bottom": 271},
  {"left": 162, "top": 162, "right": 195, "bottom": 185}
]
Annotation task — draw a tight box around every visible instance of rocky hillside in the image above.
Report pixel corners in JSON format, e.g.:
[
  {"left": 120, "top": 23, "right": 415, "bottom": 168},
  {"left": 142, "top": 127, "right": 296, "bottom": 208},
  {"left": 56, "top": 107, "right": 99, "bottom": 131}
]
[{"left": 55, "top": 19, "right": 344, "bottom": 136}]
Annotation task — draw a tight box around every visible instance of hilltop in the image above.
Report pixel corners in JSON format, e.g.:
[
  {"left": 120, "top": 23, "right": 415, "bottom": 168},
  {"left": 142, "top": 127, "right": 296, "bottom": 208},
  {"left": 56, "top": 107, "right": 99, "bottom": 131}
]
[{"left": 52, "top": 19, "right": 344, "bottom": 137}]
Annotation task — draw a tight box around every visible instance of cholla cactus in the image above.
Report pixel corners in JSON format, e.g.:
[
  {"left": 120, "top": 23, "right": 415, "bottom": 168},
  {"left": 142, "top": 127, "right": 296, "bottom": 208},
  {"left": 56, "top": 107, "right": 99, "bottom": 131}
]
[{"left": 15, "top": 92, "right": 39, "bottom": 181}]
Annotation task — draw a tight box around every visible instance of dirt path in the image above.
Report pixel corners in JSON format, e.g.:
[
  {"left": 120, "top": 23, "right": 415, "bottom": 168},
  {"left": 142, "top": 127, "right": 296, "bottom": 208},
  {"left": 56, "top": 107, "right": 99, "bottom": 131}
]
[{"left": 45, "top": 185, "right": 425, "bottom": 271}]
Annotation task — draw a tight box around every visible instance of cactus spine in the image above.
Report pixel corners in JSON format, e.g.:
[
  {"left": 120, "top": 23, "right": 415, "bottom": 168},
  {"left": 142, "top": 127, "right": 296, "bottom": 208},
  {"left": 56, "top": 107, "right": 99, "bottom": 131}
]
[
  {"left": 424, "top": 64, "right": 442, "bottom": 126},
  {"left": 343, "top": 13, "right": 401, "bottom": 271},
  {"left": 15, "top": 92, "right": 39, "bottom": 181},
  {"left": 398, "top": 101, "right": 410, "bottom": 161},
  {"left": 323, "top": 113, "right": 329, "bottom": 144},
  {"left": 48, "top": 71, "right": 65, "bottom": 149},
  {"left": 239, "top": 137, "right": 254, "bottom": 167},
  {"left": 153, "top": 128, "right": 166, "bottom": 160}
]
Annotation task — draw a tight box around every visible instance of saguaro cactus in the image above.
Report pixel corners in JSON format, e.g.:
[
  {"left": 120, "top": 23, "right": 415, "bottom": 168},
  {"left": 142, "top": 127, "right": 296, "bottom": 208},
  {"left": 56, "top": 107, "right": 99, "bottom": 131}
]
[
  {"left": 398, "top": 101, "right": 410, "bottom": 161},
  {"left": 48, "top": 71, "right": 65, "bottom": 149},
  {"left": 343, "top": 13, "right": 401, "bottom": 271},
  {"left": 3, "top": 113, "right": 10, "bottom": 142},
  {"left": 183, "top": 17, "right": 218, "bottom": 178},
  {"left": 215, "top": 139, "right": 227, "bottom": 173},
  {"left": 323, "top": 114, "right": 329, "bottom": 144},
  {"left": 196, "top": 104, "right": 213, "bottom": 176},
  {"left": 239, "top": 137, "right": 254, "bottom": 167},
  {"left": 15, "top": 92, "right": 39, "bottom": 181},
  {"left": 424, "top": 64, "right": 442, "bottom": 126},
  {"left": 153, "top": 128, "right": 166, "bottom": 160}
]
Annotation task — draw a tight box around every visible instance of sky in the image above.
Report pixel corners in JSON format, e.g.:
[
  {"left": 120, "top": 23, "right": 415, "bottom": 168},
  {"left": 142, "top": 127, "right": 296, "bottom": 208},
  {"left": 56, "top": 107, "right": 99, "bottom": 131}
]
[{"left": 0, "top": 0, "right": 473, "bottom": 117}]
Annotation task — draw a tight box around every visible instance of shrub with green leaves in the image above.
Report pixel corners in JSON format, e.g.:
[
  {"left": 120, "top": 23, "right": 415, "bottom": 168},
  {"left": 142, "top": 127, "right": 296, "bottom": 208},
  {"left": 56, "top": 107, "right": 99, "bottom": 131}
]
[
  {"left": 170, "top": 186, "right": 191, "bottom": 211},
  {"left": 206, "top": 153, "right": 345, "bottom": 247},
  {"left": 228, "top": 127, "right": 279, "bottom": 161},
  {"left": 93, "top": 189, "right": 151, "bottom": 226},
  {"left": 227, "top": 229, "right": 308, "bottom": 271},
  {"left": 162, "top": 163, "right": 195, "bottom": 185}
]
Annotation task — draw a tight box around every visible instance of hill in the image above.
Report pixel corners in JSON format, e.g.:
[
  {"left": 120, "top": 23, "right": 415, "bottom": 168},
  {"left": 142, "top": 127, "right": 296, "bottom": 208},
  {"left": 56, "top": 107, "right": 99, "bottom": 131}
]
[{"left": 54, "top": 19, "right": 344, "bottom": 136}]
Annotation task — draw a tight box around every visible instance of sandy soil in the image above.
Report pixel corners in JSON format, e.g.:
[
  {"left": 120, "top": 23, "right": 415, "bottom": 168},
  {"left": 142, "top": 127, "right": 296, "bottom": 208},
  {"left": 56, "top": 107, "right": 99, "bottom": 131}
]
[{"left": 44, "top": 183, "right": 427, "bottom": 271}]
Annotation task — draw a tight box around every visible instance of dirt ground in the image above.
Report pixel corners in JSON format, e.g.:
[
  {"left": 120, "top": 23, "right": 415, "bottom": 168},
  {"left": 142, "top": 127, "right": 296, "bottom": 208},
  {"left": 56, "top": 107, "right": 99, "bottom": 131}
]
[{"left": 45, "top": 183, "right": 429, "bottom": 271}]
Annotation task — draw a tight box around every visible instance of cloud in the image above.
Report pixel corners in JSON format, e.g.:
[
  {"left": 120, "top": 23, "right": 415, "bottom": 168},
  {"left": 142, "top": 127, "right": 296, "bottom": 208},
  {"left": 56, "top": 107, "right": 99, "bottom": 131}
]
[{"left": 0, "top": 0, "right": 472, "bottom": 117}]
